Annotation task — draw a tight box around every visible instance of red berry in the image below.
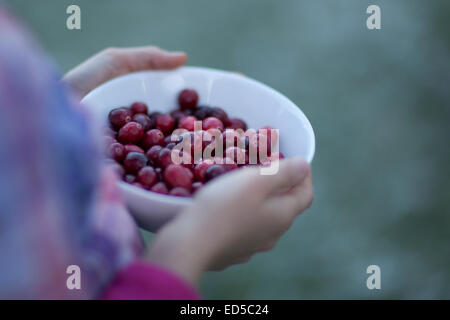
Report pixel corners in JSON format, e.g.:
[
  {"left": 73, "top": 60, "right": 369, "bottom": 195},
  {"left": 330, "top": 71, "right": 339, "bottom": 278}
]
[
  {"left": 225, "top": 147, "right": 246, "bottom": 165},
  {"left": 178, "top": 89, "right": 199, "bottom": 110},
  {"left": 209, "top": 107, "right": 229, "bottom": 124},
  {"left": 130, "top": 102, "right": 148, "bottom": 114},
  {"left": 107, "top": 142, "right": 126, "bottom": 162},
  {"left": 124, "top": 144, "right": 144, "bottom": 155},
  {"left": 222, "top": 129, "right": 242, "bottom": 148},
  {"left": 204, "top": 164, "right": 226, "bottom": 182},
  {"left": 123, "top": 152, "right": 147, "bottom": 173},
  {"left": 163, "top": 164, "right": 193, "bottom": 189},
  {"left": 227, "top": 118, "right": 247, "bottom": 131},
  {"left": 109, "top": 108, "right": 133, "bottom": 130},
  {"left": 169, "top": 187, "right": 191, "bottom": 197},
  {"left": 124, "top": 174, "right": 136, "bottom": 183},
  {"left": 193, "top": 106, "right": 212, "bottom": 120},
  {"left": 141, "top": 129, "right": 165, "bottom": 150},
  {"left": 155, "top": 114, "right": 175, "bottom": 134},
  {"left": 137, "top": 166, "right": 157, "bottom": 188},
  {"left": 170, "top": 110, "right": 185, "bottom": 124},
  {"left": 203, "top": 117, "right": 224, "bottom": 131},
  {"left": 150, "top": 182, "right": 169, "bottom": 194},
  {"left": 223, "top": 157, "right": 238, "bottom": 171},
  {"left": 192, "top": 181, "right": 203, "bottom": 193},
  {"left": 178, "top": 116, "right": 197, "bottom": 131},
  {"left": 194, "top": 159, "right": 214, "bottom": 181},
  {"left": 132, "top": 113, "right": 152, "bottom": 131},
  {"left": 157, "top": 148, "right": 174, "bottom": 168},
  {"left": 117, "top": 122, "right": 144, "bottom": 144},
  {"left": 146, "top": 145, "right": 163, "bottom": 163}
]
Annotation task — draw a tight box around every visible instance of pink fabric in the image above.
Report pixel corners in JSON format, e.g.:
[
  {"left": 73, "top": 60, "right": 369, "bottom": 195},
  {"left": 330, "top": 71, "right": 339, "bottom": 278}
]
[{"left": 100, "top": 260, "right": 200, "bottom": 300}]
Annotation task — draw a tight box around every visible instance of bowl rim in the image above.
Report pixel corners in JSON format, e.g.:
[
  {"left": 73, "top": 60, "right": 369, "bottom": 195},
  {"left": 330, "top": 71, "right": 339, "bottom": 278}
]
[{"left": 82, "top": 66, "right": 315, "bottom": 206}]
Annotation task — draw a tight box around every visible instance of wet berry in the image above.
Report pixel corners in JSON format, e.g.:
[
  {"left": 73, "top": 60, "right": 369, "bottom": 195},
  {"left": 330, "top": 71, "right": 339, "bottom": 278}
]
[
  {"left": 109, "top": 108, "right": 132, "bottom": 130},
  {"left": 155, "top": 114, "right": 175, "bottom": 134},
  {"left": 227, "top": 118, "right": 247, "bottom": 131},
  {"left": 141, "top": 129, "right": 165, "bottom": 150},
  {"left": 137, "top": 166, "right": 157, "bottom": 188},
  {"left": 204, "top": 164, "right": 226, "bottom": 182},
  {"left": 107, "top": 142, "right": 126, "bottom": 162},
  {"left": 124, "top": 144, "right": 144, "bottom": 155},
  {"left": 123, "top": 152, "right": 147, "bottom": 173},
  {"left": 203, "top": 117, "right": 224, "bottom": 131},
  {"left": 178, "top": 116, "right": 197, "bottom": 131},
  {"left": 117, "top": 122, "right": 144, "bottom": 144},
  {"left": 178, "top": 89, "right": 199, "bottom": 110},
  {"left": 150, "top": 182, "right": 169, "bottom": 194},
  {"left": 163, "top": 164, "right": 193, "bottom": 189},
  {"left": 130, "top": 102, "right": 148, "bottom": 114},
  {"left": 132, "top": 113, "right": 152, "bottom": 131}
]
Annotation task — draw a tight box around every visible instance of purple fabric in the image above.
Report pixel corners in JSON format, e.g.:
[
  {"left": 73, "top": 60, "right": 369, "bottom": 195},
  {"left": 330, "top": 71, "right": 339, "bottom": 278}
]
[
  {"left": 100, "top": 260, "right": 200, "bottom": 300},
  {"left": 0, "top": 7, "right": 187, "bottom": 299}
]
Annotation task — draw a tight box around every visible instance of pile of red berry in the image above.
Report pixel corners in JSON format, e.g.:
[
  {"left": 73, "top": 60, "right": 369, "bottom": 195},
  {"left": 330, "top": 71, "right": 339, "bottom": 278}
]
[{"left": 103, "top": 89, "right": 284, "bottom": 197}]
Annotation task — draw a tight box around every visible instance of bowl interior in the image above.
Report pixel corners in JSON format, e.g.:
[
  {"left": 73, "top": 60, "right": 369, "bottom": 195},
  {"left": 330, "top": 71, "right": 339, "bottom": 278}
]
[{"left": 82, "top": 66, "right": 315, "bottom": 202}]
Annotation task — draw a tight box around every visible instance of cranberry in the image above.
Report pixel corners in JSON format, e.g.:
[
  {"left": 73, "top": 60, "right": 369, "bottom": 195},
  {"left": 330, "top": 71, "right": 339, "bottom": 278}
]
[
  {"left": 124, "top": 144, "right": 144, "bottom": 155},
  {"left": 146, "top": 145, "right": 163, "bottom": 163},
  {"left": 157, "top": 148, "right": 174, "bottom": 168},
  {"left": 193, "top": 106, "right": 213, "bottom": 120},
  {"left": 191, "top": 182, "right": 203, "bottom": 193},
  {"left": 227, "top": 118, "right": 247, "bottom": 131},
  {"left": 225, "top": 147, "right": 246, "bottom": 165},
  {"left": 222, "top": 129, "right": 242, "bottom": 148},
  {"left": 154, "top": 114, "right": 175, "bottom": 134},
  {"left": 149, "top": 111, "right": 161, "bottom": 127},
  {"left": 130, "top": 102, "right": 148, "bottom": 114},
  {"left": 123, "top": 152, "right": 147, "bottom": 173},
  {"left": 132, "top": 113, "right": 152, "bottom": 131},
  {"left": 141, "top": 129, "right": 165, "bottom": 150},
  {"left": 150, "top": 182, "right": 169, "bottom": 194},
  {"left": 132, "top": 182, "right": 144, "bottom": 188},
  {"left": 107, "top": 142, "right": 126, "bottom": 162},
  {"left": 203, "top": 117, "right": 224, "bottom": 131},
  {"left": 137, "top": 166, "right": 157, "bottom": 188},
  {"left": 193, "top": 159, "right": 215, "bottom": 182},
  {"left": 178, "top": 89, "right": 199, "bottom": 110},
  {"left": 155, "top": 167, "right": 163, "bottom": 181},
  {"left": 178, "top": 116, "right": 197, "bottom": 131},
  {"left": 163, "top": 164, "right": 193, "bottom": 189},
  {"left": 169, "top": 187, "right": 191, "bottom": 197},
  {"left": 170, "top": 110, "right": 185, "bottom": 124},
  {"left": 117, "top": 122, "right": 144, "bottom": 144},
  {"left": 124, "top": 174, "right": 136, "bottom": 183},
  {"left": 223, "top": 157, "right": 238, "bottom": 171},
  {"left": 108, "top": 108, "right": 133, "bottom": 130},
  {"left": 209, "top": 107, "right": 229, "bottom": 124},
  {"left": 204, "top": 164, "right": 226, "bottom": 182},
  {"left": 166, "top": 142, "right": 176, "bottom": 150}
]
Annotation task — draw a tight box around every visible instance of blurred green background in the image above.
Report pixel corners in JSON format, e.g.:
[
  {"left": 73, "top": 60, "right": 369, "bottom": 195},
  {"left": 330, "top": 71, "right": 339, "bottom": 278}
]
[{"left": 6, "top": 0, "right": 450, "bottom": 299}]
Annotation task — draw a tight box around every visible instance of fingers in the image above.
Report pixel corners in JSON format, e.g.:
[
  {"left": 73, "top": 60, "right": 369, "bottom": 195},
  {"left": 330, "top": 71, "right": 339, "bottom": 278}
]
[
  {"left": 114, "top": 46, "right": 187, "bottom": 73},
  {"left": 253, "top": 157, "right": 311, "bottom": 196}
]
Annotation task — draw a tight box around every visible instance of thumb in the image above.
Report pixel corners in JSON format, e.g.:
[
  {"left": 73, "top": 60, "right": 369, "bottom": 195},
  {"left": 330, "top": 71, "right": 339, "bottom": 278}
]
[
  {"left": 117, "top": 46, "right": 188, "bottom": 71},
  {"left": 254, "top": 157, "right": 311, "bottom": 196}
]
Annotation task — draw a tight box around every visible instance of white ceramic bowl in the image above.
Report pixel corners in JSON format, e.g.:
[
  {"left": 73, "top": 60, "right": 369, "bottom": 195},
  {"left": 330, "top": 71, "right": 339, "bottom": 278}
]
[{"left": 82, "top": 66, "right": 315, "bottom": 231}]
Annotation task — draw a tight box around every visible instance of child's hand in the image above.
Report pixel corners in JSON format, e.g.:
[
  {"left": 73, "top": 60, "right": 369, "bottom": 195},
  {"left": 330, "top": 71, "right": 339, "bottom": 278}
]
[
  {"left": 146, "top": 157, "right": 313, "bottom": 284},
  {"left": 63, "top": 46, "right": 187, "bottom": 97}
]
